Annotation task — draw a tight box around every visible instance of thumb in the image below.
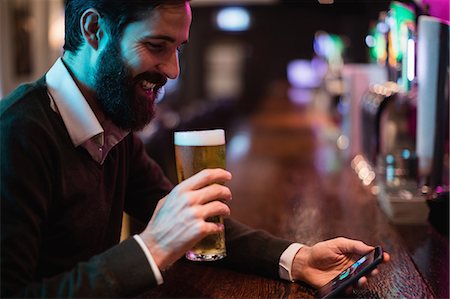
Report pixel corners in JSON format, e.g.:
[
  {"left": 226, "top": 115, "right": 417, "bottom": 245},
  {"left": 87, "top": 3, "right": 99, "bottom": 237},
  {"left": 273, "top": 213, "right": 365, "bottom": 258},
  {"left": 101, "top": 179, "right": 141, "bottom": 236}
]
[{"left": 335, "top": 238, "right": 374, "bottom": 255}]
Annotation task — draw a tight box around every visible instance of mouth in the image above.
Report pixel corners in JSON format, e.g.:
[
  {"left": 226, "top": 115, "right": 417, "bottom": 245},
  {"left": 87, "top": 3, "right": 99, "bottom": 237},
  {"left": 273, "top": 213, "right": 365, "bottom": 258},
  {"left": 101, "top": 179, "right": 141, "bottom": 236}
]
[{"left": 140, "top": 80, "right": 157, "bottom": 95}]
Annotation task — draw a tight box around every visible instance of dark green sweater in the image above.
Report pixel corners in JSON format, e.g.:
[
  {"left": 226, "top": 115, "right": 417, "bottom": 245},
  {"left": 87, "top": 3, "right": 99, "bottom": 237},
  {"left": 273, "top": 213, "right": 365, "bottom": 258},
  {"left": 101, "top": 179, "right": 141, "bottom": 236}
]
[{"left": 0, "top": 78, "right": 292, "bottom": 298}]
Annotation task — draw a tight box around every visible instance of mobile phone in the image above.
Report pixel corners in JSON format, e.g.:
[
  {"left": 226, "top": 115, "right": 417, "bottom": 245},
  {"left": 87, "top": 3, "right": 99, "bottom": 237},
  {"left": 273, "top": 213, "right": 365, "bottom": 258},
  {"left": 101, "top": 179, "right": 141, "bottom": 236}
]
[{"left": 315, "top": 246, "right": 384, "bottom": 298}]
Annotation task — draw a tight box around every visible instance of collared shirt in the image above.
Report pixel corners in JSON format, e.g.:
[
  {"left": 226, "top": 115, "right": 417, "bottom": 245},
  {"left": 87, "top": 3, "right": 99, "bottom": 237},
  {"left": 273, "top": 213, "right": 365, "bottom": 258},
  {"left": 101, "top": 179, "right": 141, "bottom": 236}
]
[
  {"left": 45, "top": 57, "right": 302, "bottom": 285},
  {"left": 45, "top": 57, "right": 128, "bottom": 164},
  {"left": 45, "top": 58, "right": 163, "bottom": 285}
]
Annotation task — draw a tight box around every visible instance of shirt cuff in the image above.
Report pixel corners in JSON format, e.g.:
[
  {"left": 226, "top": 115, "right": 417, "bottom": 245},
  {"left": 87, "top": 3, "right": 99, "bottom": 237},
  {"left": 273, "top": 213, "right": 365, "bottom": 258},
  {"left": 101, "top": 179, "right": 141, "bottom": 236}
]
[
  {"left": 279, "top": 243, "right": 304, "bottom": 282},
  {"left": 133, "top": 235, "right": 164, "bottom": 285}
]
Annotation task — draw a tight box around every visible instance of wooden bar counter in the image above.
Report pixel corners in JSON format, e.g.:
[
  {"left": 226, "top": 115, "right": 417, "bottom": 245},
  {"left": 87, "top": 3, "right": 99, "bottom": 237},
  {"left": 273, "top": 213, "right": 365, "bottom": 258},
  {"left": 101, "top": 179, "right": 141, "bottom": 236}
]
[{"left": 142, "top": 88, "right": 448, "bottom": 298}]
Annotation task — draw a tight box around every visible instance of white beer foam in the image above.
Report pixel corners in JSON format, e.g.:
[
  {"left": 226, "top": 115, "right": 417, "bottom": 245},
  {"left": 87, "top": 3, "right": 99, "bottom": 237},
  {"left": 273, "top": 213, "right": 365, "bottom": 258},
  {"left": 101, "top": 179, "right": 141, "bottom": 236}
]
[{"left": 174, "top": 129, "right": 225, "bottom": 146}]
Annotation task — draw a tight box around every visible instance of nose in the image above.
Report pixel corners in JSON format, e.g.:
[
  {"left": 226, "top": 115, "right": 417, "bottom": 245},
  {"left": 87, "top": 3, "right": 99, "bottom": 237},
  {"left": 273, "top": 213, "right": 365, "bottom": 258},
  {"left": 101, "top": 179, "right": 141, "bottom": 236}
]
[{"left": 157, "top": 51, "right": 180, "bottom": 80}]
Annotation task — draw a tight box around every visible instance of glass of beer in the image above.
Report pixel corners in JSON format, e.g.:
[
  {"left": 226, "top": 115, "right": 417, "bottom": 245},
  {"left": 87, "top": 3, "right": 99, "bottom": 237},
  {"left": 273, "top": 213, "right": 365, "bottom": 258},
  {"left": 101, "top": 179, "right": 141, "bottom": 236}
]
[{"left": 174, "top": 129, "right": 227, "bottom": 261}]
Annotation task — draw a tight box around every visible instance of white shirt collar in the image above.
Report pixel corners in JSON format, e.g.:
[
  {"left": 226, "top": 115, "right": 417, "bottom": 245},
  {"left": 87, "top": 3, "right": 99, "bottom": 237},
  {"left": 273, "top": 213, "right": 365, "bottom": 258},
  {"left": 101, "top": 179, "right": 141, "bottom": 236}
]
[
  {"left": 45, "top": 57, "right": 103, "bottom": 147},
  {"left": 45, "top": 58, "right": 129, "bottom": 164}
]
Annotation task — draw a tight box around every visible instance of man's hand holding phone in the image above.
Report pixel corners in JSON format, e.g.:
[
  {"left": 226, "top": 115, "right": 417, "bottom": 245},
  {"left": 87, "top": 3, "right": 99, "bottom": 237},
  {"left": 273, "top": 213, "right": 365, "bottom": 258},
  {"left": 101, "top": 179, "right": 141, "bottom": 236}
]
[{"left": 291, "top": 238, "right": 391, "bottom": 297}]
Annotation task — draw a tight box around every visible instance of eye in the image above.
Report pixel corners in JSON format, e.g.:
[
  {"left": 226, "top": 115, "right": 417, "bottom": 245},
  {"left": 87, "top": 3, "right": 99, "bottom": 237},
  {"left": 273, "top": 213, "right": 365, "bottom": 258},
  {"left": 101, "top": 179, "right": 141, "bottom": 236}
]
[{"left": 145, "top": 42, "right": 165, "bottom": 52}]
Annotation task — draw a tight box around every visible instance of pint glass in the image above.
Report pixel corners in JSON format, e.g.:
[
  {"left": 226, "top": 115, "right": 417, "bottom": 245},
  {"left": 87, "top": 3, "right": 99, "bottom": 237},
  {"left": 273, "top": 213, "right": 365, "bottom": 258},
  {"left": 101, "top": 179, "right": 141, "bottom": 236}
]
[{"left": 174, "top": 129, "right": 227, "bottom": 261}]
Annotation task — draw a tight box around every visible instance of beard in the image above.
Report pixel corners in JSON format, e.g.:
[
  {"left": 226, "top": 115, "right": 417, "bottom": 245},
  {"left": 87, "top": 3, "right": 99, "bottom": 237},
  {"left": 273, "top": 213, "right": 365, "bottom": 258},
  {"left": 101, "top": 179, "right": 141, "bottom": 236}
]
[{"left": 93, "top": 40, "right": 166, "bottom": 131}]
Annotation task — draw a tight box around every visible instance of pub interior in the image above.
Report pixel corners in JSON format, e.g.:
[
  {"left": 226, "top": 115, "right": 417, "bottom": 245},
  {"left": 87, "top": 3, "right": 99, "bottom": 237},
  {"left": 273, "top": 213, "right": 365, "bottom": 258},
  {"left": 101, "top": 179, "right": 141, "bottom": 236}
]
[{"left": 0, "top": 0, "right": 449, "bottom": 298}]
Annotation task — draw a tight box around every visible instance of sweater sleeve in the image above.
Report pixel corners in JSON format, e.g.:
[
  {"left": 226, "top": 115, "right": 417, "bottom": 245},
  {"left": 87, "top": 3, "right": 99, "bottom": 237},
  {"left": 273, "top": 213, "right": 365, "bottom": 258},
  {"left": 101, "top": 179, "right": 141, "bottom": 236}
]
[
  {"left": 0, "top": 92, "right": 159, "bottom": 298},
  {"left": 218, "top": 218, "right": 293, "bottom": 279}
]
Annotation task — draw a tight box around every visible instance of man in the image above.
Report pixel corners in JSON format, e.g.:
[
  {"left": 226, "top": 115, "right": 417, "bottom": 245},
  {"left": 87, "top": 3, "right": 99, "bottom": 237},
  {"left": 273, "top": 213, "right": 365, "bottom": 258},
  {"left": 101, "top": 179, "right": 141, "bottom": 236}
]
[{"left": 0, "top": 0, "right": 389, "bottom": 297}]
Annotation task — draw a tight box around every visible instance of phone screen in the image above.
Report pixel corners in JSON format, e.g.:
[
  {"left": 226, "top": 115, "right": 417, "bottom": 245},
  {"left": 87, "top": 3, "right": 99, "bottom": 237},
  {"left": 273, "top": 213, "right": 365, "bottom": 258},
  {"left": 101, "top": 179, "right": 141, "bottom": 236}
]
[{"left": 316, "top": 246, "right": 383, "bottom": 298}]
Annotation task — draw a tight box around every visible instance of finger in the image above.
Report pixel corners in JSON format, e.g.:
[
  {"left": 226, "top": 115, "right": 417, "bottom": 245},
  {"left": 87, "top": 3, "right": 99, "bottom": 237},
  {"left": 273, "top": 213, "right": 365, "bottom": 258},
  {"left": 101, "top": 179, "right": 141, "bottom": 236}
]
[
  {"left": 201, "top": 221, "right": 225, "bottom": 236},
  {"left": 201, "top": 200, "right": 231, "bottom": 219},
  {"left": 383, "top": 252, "right": 391, "bottom": 263},
  {"left": 371, "top": 269, "right": 379, "bottom": 277},
  {"left": 358, "top": 276, "right": 368, "bottom": 287},
  {"left": 192, "top": 184, "right": 232, "bottom": 205},
  {"left": 180, "top": 169, "right": 232, "bottom": 191}
]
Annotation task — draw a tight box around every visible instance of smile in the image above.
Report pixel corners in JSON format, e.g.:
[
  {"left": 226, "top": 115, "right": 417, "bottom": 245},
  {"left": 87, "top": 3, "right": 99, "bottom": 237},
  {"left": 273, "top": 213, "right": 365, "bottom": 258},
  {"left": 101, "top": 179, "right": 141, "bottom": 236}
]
[{"left": 140, "top": 80, "right": 157, "bottom": 91}]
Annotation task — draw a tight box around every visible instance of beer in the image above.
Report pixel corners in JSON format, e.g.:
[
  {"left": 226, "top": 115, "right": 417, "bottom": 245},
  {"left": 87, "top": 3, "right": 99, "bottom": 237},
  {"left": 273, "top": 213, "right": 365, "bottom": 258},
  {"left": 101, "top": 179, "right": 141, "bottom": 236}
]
[{"left": 174, "top": 129, "right": 227, "bottom": 261}]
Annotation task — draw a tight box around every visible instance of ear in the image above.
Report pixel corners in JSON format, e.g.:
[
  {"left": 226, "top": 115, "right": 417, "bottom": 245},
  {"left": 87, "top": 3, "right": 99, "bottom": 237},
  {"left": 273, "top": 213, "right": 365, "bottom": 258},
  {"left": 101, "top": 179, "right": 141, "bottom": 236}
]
[{"left": 80, "top": 8, "right": 104, "bottom": 50}]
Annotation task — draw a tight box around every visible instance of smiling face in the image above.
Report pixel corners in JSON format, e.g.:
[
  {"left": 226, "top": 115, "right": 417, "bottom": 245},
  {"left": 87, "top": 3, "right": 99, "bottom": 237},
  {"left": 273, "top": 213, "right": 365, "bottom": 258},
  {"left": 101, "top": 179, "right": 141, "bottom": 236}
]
[{"left": 93, "top": 2, "right": 191, "bottom": 131}]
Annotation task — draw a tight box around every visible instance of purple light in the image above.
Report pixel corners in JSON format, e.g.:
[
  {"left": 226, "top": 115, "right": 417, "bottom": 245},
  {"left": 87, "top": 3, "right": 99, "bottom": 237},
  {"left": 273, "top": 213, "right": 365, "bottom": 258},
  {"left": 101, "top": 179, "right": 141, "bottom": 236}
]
[
  {"left": 314, "top": 32, "right": 332, "bottom": 57},
  {"left": 287, "top": 59, "right": 322, "bottom": 89},
  {"left": 311, "top": 56, "right": 328, "bottom": 78},
  {"left": 377, "top": 22, "right": 389, "bottom": 34}
]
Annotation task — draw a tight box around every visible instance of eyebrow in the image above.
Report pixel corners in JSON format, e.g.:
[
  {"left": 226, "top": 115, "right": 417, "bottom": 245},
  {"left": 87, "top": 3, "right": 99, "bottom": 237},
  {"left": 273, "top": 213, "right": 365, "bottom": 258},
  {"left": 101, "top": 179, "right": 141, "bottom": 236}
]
[{"left": 144, "top": 35, "right": 188, "bottom": 45}]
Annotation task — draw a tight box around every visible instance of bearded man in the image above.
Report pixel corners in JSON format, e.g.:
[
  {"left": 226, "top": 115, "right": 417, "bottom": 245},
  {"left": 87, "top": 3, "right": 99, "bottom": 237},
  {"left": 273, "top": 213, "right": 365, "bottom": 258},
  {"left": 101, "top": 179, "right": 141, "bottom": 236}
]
[{"left": 0, "top": 0, "right": 389, "bottom": 297}]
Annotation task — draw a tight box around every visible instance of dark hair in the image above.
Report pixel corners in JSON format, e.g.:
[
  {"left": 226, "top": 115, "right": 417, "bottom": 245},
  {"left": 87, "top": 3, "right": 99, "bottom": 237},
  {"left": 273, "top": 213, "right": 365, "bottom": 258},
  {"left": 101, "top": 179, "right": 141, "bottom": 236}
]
[{"left": 63, "top": 0, "right": 188, "bottom": 53}]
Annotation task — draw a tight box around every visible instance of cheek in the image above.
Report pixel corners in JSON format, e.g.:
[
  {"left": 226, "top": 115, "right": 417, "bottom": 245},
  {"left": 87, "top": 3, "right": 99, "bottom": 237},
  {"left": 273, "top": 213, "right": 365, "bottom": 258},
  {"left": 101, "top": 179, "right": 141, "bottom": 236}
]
[{"left": 124, "top": 46, "right": 156, "bottom": 77}]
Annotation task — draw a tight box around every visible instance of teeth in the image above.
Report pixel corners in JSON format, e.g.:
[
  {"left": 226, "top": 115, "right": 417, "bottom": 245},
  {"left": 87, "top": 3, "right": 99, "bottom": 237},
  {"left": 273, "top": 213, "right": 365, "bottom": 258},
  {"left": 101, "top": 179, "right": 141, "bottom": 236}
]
[{"left": 141, "top": 80, "right": 156, "bottom": 91}]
